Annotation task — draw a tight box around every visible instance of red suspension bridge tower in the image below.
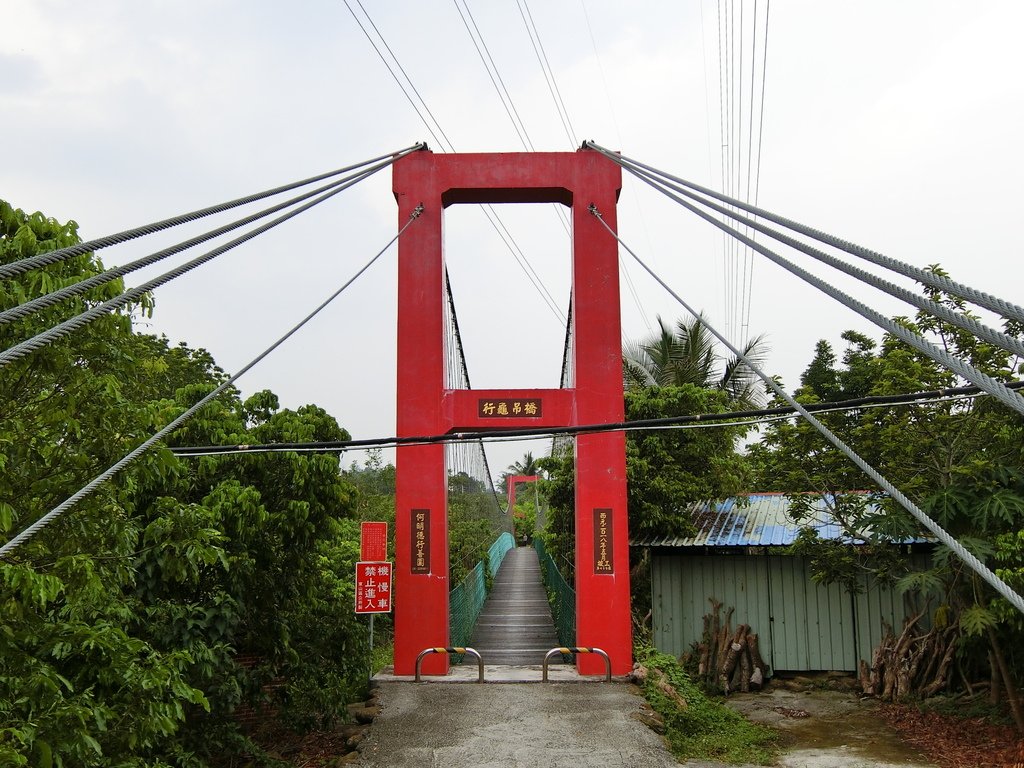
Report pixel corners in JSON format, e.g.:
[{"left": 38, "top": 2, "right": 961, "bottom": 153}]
[{"left": 392, "top": 148, "right": 631, "bottom": 676}]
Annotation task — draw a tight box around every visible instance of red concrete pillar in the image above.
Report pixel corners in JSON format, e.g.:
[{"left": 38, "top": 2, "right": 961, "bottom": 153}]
[
  {"left": 393, "top": 167, "right": 449, "bottom": 676},
  {"left": 571, "top": 178, "right": 632, "bottom": 677}
]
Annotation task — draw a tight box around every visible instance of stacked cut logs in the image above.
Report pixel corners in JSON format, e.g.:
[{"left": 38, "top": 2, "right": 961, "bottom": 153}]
[
  {"left": 695, "top": 598, "right": 769, "bottom": 694},
  {"left": 858, "top": 612, "right": 959, "bottom": 701}
]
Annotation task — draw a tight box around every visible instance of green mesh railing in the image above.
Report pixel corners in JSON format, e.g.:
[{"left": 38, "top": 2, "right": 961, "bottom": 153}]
[
  {"left": 449, "top": 532, "right": 516, "bottom": 651},
  {"left": 449, "top": 561, "right": 486, "bottom": 649},
  {"left": 535, "top": 538, "right": 576, "bottom": 647},
  {"left": 487, "top": 531, "right": 515, "bottom": 579}
]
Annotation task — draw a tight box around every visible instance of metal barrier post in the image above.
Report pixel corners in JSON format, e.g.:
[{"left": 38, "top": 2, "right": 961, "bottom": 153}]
[
  {"left": 542, "top": 647, "right": 611, "bottom": 682},
  {"left": 415, "top": 647, "right": 484, "bottom": 683}
]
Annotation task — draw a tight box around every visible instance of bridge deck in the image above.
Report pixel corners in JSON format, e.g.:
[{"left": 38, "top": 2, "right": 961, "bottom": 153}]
[{"left": 469, "top": 545, "right": 564, "bottom": 666}]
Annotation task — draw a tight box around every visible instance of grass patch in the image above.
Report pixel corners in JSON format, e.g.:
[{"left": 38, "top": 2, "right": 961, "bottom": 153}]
[
  {"left": 371, "top": 641, "right": 393, "bottom": 674},
  {"left": 635, "top": 645, "right": 778, "bottom": 765}
]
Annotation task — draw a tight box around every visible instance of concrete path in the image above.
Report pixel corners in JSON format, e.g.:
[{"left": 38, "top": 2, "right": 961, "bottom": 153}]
[
  {"left": 469, "top": 546, "right": 563, "bottom": 666},
  {"left": 356, "top": 681, "right": 680, "bottom": 767}
]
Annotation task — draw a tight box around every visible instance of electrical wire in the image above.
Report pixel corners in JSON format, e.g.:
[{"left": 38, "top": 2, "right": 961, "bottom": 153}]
[
  {"left": 0, "top": 206, "right": 424, "bottom": 558},
  {"left": 452, "top": 0, "right": 532, "bottom": 151},
  {"left": 344, "top": 0, "right": 567, "bottom": 327},
  {"left": 169, "top": 380, "right": 1024, "bottom": 456},
  {"left": 517, "top": 0, "right": 576, "bottom": 147}
]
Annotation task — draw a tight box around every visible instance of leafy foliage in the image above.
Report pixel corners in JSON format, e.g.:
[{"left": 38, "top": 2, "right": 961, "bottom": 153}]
[
  {"left": 749, "top": 267, "right": 1024, "bottom": 693},
  {"left": 635, "top": 644, "right": 777, "bottom": 764},
  {"left": 0, "top": 200, "right": 371, "bottom": 764}
]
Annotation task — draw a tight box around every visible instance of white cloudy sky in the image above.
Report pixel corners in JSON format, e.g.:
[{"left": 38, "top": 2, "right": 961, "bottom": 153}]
[{"left": 4, "top": 1, "right": 1023, "bottom": 479}]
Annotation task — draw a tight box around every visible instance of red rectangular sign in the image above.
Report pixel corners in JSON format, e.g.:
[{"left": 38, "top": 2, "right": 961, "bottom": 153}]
[
  {"left": 477, "top": 397, "right": 543, "bottom": 418},
  {"left": 594, "top": 508, "right": 614, "bottom": 574},
  {"left": 411, "top": 509, "right": 430, "bottom": 574},
  {"left": 355, "top": 561, "right": 392, "bottom": 614},
  {"left": 360, "top": 521, "right": 388, "bottom": 562}
]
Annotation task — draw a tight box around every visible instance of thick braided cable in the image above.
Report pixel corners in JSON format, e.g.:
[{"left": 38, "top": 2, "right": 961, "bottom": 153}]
[
  {"left": 584, "top": 142, "right": 1024, "bottom": 325},
  {"left": 0, "top": 162, "right": 389, "bottom": 369},
  {"left": 613, "top": 164, "right": 1024, "bottom": 418},
  {"left": 0, "top": 144, "right": 424, "bottom": 281},
  {"left": 622, "top": 162, "right": 1024, "bottom": 361},
  {"left": 588, "top": 205, "right": 1024, "bottom": 617},
  {"left": 0, "top": 162, "right": 392, "bottom": 328},
  {"left": 0, "top": 205, "right": 423, "bottom": 557}
]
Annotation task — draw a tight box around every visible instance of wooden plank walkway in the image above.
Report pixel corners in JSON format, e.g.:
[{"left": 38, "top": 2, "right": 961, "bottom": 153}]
[{"left": 468, "top": 545, "right": 564, "bottom": 666}]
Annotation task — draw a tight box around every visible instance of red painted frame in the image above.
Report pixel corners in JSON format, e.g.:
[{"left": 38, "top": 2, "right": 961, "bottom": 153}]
[
  {"left": 506, "top": 474, "right": 539, "bottom": 510},
  {"left": 393, "top": 149, "right": 631, "bottom": 676}
]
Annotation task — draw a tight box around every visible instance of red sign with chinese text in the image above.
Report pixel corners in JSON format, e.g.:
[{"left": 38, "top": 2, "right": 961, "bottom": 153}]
[
  {"left": 477, "top": 398, "right": 543, "bottom": 418},
  {"left": 355, "top": 561, "right": 393, "bottom": 614},
  {"left": 360, "top": 521, "right": 388, "bottom": 562},
  {"left": 594, "top": 508, "right": 613, "bottom": 574},
  {"left": 411, "top": 509, "right": 430, "bottom": 574}
]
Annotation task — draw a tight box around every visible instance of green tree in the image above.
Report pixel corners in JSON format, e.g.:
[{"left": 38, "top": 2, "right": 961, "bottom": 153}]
[
  {"left": 623, "top": 314, "right": 769, "bottom": 408},
  {"left": 540, "top": 385, "right": 751, "bottom": 589},
  {"left": 750, "top": 270, "right": 1024, "bottom": 716},
  {"left": 0, "top": 200, "right": 372, "bottom": 763},
  {"left": 497, "top": 451, "right": 542, "bottom": 498}
]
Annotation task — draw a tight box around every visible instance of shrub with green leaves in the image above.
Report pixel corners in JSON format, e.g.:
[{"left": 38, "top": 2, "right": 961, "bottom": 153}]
[{"left": 634, "top": 645, "right": 777, "bottom": 765}]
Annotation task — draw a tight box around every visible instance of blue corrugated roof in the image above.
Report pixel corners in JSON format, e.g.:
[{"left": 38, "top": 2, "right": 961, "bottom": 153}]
[{"left": 630, "top": 493, "right": 928, "bottom": 548}]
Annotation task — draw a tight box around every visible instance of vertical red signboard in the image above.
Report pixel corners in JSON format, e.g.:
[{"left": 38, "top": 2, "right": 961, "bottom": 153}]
[
  {"left": 355, "top": 562, "right": 392, "bottom": 614},
  {"left": 361, "top": 521, "right": 388, "bottom": 562}
]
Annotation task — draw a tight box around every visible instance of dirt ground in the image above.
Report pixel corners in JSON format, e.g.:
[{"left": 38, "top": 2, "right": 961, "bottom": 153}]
[
  {"left": 721, "top": 687, "right": 936, "bottom": 768},
  {"left": 715, "top": 685, "right": 1021, "bottom": 768}
]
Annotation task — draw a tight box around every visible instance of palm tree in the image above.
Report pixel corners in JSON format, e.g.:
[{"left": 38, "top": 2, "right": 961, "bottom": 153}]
[
  {"left": 622, "top": 314, "right": 769, "bottom": 409},
  {"left": 497, "top": 451, "right": 543, "bottom": 499}
]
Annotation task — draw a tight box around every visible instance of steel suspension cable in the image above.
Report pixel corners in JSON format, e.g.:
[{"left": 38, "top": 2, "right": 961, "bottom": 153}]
[
  {"left": 586, "top": 151, "right": 1024, "bottom": 418},
  {"left": 586, "top": 204, "right": 1024, "bottom": 617},
  {"left": 0, "top": 160, "right": 398, "bottom": 328},
  {"left": 0, "top": 205, "right": 423, "bottom": 558},
  {"left": 0, "top": 145, "right": 422, "bottom": 282},
  {"left": 0, "top": 161, "right": 392, "bottom": 369},
  {"left": 584, "top": 141, "right": 1024, "bottom": 326},
  {"left": 620, "top": 161, "right": 1024, "bottom": 361}
]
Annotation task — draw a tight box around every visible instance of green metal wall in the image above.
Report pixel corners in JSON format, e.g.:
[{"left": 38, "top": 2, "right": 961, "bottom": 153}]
[{"left": 651, "top": 553, "right": 926, "bottom": 673}]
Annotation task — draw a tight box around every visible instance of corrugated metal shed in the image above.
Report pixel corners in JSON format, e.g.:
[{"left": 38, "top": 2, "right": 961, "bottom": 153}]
[
  {"left": 632, "top": 493, "right": 929, "bottom": 548},
  {"left": 637, "top": 494, "right": 933, "bottom": 672}
]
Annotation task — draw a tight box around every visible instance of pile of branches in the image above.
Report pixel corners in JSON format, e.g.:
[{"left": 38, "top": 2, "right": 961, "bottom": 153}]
[
  {"left": 694, "top": 599, "right": 769, "bottom": 694},
  {"left": 859, "top": 612, "right": 958, "bottom": 701}
]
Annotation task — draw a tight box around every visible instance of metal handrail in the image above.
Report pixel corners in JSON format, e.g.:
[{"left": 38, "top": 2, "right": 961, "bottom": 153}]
[
  {"left": 542, "top": 646, "right": 611, "bottom": 682},
  {"left": 415, "top": 646, "right": 484, "bottom": 682}
]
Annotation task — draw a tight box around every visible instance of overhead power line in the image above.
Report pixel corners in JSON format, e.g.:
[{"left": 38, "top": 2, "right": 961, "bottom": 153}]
[
  {"left": 586, "top": 201, "right": 1024, "bottom": 618},
  {"left": 168, "top": 379, "right": 1024, "bottom": 457},
  {"left": 0, "top": 206, "right": 424, "bottom": 558},
  {"left": 517, "top": 0, "right": 576, "bottom": 148},
  {"left": 343, "top": 0, "right": 567, "bottom": 326}
]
